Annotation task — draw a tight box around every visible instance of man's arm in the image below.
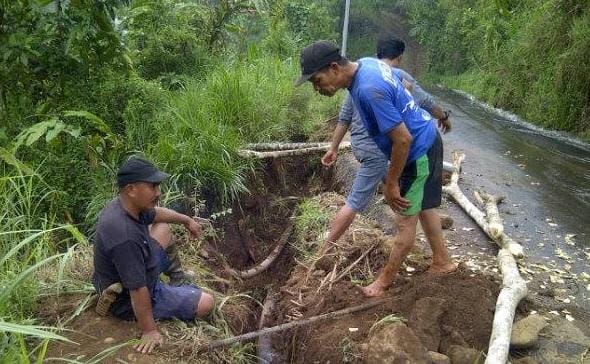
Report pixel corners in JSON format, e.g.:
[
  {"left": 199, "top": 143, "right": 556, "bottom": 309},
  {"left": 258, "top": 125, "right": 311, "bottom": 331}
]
[
  {"left": 384, "top": 123, "right": 412, "bottom": 212},
  {"left": 396, "top": 68, "right": 451, "bottom": 133},
  {"left": 130, "top": 287, "right": 162, "bottom": 354},
  {"left": 322, "top": 122, "right": 349, "bottom": 166},
  {"left": 322, "top": 93, "right": 354, "bottom": 166},
  {"left": 154, "top": 207, "right": 201, "bottom": 238}
]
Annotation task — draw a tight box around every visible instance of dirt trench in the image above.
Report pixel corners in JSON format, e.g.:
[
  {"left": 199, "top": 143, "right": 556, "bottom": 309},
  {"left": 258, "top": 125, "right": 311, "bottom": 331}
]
[{"left": 41, "top": 152, "right": 503, "bottom": 363}]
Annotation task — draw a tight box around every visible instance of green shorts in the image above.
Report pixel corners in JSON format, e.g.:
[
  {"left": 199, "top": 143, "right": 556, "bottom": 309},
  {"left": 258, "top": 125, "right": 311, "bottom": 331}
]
[{"left": 399, "top": 133, "right": 443, "bottom": 216}]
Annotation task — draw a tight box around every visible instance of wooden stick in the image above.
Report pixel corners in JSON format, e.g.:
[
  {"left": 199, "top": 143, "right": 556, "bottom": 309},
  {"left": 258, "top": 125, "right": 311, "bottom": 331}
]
[
  {"left": 484, "top": 249, "right": 528, "bottom": 364},
  {"left": 228, "top": 212, "right": 295, "bottom": 278},
  {"left": 442, "top": 151, "right": 524, "bottom": 258},
  {"left": 205, "top": 298, "right": 391, "bottom": 350},
  {"left": 331, "top": 243, "right": 378, "bottom": 283}
]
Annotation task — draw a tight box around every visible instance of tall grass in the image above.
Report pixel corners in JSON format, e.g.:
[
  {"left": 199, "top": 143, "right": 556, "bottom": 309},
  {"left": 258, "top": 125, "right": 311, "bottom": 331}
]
[
  {"left": 0, "top": 167, "right": 84, "bottom": 362},
  {"left": 150, "top": 54, "right": 342, "bottom": 204}
]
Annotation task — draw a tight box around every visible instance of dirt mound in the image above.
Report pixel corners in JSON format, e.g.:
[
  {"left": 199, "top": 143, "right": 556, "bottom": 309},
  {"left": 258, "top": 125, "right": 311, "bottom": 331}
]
[{"left": 270, "top": 193, "right": 499, "bottom": 363}]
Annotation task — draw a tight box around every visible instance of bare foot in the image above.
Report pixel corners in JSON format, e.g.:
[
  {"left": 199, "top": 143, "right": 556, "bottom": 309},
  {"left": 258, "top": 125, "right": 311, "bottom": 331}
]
[
  {"left": 428, "top": 261, "right": 458, "bottom": 274},
  {"left": 361, "top": 280, "right": 390, "bottom": 297}
]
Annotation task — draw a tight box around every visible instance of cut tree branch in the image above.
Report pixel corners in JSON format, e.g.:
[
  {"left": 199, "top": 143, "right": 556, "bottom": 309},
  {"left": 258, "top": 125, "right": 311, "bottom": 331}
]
[
  {"left": 442, "top": 151, "right": 524, "bottom": 258},
  {"left": 484, "top": 249, "right": 528, "bottom": 364}
]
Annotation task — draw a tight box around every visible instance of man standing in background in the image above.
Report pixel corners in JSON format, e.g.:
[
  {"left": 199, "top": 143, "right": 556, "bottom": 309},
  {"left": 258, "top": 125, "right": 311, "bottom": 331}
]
[
  {"left": 320, "top": 35, "right": 452, "bottom": 260},
  {"left": 296, "top": 41, "right": 456, "bottom": 297}
]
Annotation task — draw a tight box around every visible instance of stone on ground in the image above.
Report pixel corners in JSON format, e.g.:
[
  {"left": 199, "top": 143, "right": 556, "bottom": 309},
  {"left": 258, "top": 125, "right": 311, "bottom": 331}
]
[
  {"left": 428, "top": 351, "right": 450, "bottom": 364},
  {"left": 365, "top": 322, "right": 430, "bottom": 364},
  {"left": 408, "top": 297, "right": 447, "bottom": 351},
  {"left": 446, "top": 345, "right": 484, "bottom": 364},
  {"left": 512, "top": 356, "right": 539, "bottom": 364},
  {"left": 510, "top": 314, "right": 548, "bottom": 349}
]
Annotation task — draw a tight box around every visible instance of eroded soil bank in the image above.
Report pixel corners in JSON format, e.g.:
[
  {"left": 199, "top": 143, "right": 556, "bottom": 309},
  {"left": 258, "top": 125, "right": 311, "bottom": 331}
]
[{"left": 42, "top": 151, "right": 590, "bottom": 363}]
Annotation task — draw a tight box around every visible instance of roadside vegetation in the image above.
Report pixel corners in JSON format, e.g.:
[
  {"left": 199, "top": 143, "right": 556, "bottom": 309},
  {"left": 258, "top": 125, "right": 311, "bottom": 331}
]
[
  {"left": 343, "top": 0, "right": 590, "bottom": 139},
  {"left": 0, "top": 0, "right": 341, "bottom": 361}
]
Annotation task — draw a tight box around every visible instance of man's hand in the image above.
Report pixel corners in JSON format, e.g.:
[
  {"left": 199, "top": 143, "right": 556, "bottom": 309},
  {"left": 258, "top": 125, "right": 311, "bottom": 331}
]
[
  {"left": 438, "top": 111, "right": 451, "bottom": 134},
  {"left": 321, "top": 149, "right": 338, "bottom": 166},
  {"left": 134, "top": 330, "right": 163, "bottom": 354},
  {"left": 184, "top": 218, "right": 202, "bottom": 239},
  {"left": 384, "top": 179, "right": 410, "bottom": 212}
]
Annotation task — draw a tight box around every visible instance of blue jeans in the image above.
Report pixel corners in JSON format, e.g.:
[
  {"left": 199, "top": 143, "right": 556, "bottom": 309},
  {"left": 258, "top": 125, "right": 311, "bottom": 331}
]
[{"left": 346, "top": 148, "right": 388, "bottom": 212}]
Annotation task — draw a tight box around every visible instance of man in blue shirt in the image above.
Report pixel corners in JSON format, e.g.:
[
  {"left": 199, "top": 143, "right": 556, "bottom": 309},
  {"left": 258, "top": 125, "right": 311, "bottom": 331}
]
[
  {"left": 296, "top": 41, "right": 456, "bottom": 297},
  {"left": 320, "top": 36, "right": 452, "bottom": 255}
]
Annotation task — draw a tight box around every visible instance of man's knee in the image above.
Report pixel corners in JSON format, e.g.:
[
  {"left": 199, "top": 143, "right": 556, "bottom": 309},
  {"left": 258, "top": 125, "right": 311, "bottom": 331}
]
[
  {"left": 196, "top": 292, "right": 215, "bottom": 318},
  {"left": 150, "top": 223, "right": 173, "bottom": 248}
]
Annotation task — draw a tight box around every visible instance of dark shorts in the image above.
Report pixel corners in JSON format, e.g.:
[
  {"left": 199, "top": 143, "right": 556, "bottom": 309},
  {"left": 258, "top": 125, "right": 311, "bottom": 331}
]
[
  {"left": 112, "top": 244, "right": 202, "bottom": 321},
  {"left": 399, "top": 133, "right": 443, "bottom": 216}
]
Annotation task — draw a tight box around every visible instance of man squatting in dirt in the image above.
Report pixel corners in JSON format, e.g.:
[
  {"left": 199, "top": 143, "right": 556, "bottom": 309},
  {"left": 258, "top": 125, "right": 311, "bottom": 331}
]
[
  {"left": 320, "top": 36, "right": 452, "bottom": 255},
  {"left": 296, "top": 41, "right": 457, "bottom": 297},
  {"left": 92, "top": 157, "right": 215, "bottom": 353}
]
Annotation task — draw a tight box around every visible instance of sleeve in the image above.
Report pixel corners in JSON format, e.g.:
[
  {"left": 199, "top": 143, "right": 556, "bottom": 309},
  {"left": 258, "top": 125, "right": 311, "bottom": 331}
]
[
  {"left": 139, "top": 208, "right": 156, "bottom": 225},
  {"left": 357, "top": 84, "right": 402, "bottom": 135},
  {"left": 338, "top": 93, "right": 355, "bottom": 126},
  {"left": 111, "top": 240, "right": 148, "bottom": 290},
  {"left": 396, "top": 69, "right": 436, "bottom": 113}
]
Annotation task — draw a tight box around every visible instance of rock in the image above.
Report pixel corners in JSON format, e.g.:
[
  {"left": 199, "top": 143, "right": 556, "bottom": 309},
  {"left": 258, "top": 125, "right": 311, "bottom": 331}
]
[
  {"left": 439, "top": 214, "right": 454, "bottom": 229},
  {"left": 512, "top": 356, "right": 539, "bottom": 364},
  {"left": 103, "top": 337, "right": 115, "bottom": 344},
  {"left": 365, "top": 322, "right": 430, "bottom": 364},
  {"left": 510, "top": 314, "right": 548, "bottom": 349},
  {"left": 408, "top": 297, "right": 447, "bottom": 351},
  {"left": 535, "top": 317, "right": 590, "bottom": 363},
  {"left": 428, "top": 351, "right": 450, "bottom": 364},
  {"left": 439, "top": 326, "right": 468, "bottom": 353},
  {"left": 447, "top": 345, "right": 484, "bottom": 364}
]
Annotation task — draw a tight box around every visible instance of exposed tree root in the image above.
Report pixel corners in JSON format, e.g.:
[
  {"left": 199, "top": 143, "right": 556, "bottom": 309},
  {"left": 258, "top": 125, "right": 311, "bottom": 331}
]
[
  {"left": 205, "top": 298, "right": 391, "bottom": 351},
  {"left": 228, "top": 211, "right": 296, "bottom": 279}
]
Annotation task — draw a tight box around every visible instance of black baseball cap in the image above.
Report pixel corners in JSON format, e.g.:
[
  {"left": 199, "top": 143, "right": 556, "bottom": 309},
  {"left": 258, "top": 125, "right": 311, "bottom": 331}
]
[
  {"left": 295, "top": 41, "right": 343, "bottom": 86},
  {"left": 117, "top": 157, "right": 170, "bottom": 187}
]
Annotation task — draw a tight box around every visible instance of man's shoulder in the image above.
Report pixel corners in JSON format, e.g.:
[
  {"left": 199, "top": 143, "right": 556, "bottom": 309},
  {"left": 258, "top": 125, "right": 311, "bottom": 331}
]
[{"left": 95, "top": 199, "right": 133, "bottom": 248}]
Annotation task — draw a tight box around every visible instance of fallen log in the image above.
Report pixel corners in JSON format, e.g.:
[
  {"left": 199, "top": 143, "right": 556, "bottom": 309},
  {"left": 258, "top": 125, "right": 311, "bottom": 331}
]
[
  {"left": 442, "top": 151, "right": 524, "bottom": 258},
  {"left": 244, "top": 142, "right": 334, "bottom": 151},
  {"left": 228, "top": 212, "right": 295, "bottom": 278},
  {"left": 238, "top": 142, "right": 350, "bottom": 159},
  {"left": 205, "top": 298, "right": 391, "bottom": 351},
  {"left": 485, "top": 249, "right": 528, "bottom": 364}
]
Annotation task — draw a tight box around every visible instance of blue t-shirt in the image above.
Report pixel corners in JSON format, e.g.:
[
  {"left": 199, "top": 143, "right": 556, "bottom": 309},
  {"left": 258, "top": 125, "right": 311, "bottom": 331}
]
[{"left": 348, "top": 58, "right": 436, "bottom": 162}]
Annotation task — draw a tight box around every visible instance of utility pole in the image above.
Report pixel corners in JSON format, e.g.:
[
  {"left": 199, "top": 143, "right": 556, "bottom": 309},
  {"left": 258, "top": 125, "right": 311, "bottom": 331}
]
[{"left": 341, "top": 0, "right": 351, "bottom": 57}]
